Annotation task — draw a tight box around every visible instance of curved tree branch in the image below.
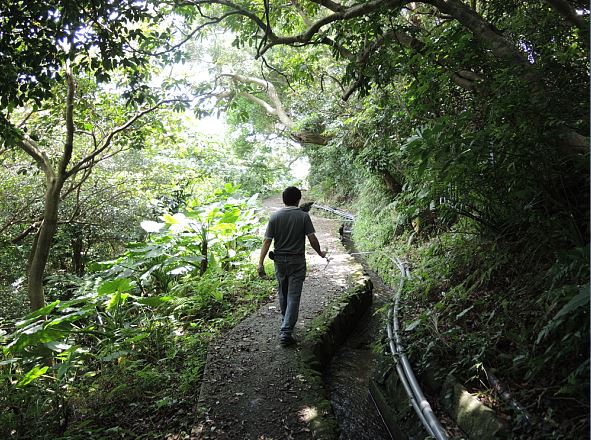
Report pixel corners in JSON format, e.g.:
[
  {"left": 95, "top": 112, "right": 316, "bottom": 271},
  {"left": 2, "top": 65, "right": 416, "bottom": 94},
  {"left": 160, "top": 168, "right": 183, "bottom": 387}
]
[
  {"left": 17, "top": 137, "right": 54, "bottom": 178},
  {"left": 217, "top": 73, "right": 331, "bottom": 144},
  {"left": 308, "top": 0, "right": 346, "bottom": 13},
  {"left": 257, "top": 0, "right": 405, "bottom": 56},
  {"left": 181, "top": 0, "right": 269, "bottom": 33},
  {"left": 131, "top": 9, "right": 251, "bottom": 57},
  {"left": 219, "top": 73, "right": 294, "bottom": 128}
]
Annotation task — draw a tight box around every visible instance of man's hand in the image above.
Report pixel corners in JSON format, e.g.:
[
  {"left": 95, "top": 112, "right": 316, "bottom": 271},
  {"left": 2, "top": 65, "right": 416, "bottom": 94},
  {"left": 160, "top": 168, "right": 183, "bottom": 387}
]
[
  {"left": 257, "top": 265, "right": 268, "bottom": 279},
  {"left": 322, "top": 251, "right": 332, "bottom": 270}
]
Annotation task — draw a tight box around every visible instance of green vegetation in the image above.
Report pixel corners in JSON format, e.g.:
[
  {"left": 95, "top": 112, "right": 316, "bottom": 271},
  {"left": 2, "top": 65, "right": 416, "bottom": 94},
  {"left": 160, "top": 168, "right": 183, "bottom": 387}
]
[
  {"left": 349, "top": 176, "right": 588, "bottom": 438},
  {"left": 1, "top": 186, "right": 277, "bottom": 438},
  {"left": 0, "top": 0, "right": 588, "bottom": 438}
]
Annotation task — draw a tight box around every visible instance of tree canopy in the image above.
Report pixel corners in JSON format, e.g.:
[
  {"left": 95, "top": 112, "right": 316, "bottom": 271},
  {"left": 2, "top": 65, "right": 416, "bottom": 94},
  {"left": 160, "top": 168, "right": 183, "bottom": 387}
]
[{"left": 0, "top": 0, "right": 588, "bottom": 438}]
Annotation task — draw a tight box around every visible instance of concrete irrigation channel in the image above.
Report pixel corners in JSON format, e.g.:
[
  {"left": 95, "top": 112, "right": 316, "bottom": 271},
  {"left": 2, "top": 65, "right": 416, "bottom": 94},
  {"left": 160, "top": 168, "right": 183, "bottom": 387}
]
[{"left": 314, "top": 203, "right": 509, "bottom": 440}]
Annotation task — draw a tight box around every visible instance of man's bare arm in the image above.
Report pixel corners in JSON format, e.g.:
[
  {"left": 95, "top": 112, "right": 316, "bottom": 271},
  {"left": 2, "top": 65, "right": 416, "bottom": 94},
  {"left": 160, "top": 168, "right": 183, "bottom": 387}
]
[
  {"left": 258, "top": 238, "right": 272, "bottom": 277},
  {"left": 307, "top": 233, "right": 327, "bottom": 258}
]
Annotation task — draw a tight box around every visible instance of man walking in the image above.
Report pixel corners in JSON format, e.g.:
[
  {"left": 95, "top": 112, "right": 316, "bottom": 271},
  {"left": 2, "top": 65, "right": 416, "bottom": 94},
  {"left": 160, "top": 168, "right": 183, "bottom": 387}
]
[{"left": 258, "top": 186, "right": 327, "bottom": 346}]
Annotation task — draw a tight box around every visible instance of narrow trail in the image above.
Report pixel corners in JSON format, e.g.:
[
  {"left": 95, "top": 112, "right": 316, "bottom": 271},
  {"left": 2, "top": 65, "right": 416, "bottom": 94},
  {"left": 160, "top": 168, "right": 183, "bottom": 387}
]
[{"left": 195, "top": 197, "right": 366, "bottom": 439}]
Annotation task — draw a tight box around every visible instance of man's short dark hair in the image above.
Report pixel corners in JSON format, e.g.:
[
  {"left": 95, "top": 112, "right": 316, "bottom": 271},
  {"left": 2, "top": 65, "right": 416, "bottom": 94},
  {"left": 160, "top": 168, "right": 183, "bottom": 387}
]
[{"left": 282, "top": 186, "right": 302, "bottom": 206}]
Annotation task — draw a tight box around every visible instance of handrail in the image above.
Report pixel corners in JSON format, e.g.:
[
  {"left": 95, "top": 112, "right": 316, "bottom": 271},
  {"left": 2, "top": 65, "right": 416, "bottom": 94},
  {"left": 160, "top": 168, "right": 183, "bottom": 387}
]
[{"left": 311, "top": 203, "right": 355, "bottom": 221}]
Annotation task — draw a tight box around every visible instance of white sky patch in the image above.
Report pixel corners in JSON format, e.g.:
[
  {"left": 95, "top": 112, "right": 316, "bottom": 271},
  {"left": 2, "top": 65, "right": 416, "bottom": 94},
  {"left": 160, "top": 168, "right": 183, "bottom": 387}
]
[
  {"left": 291, "top": 156, "right": 310, "bottom": 183},
  {"left": 193, "top": 114, "right": 227, "bottom": 137}
]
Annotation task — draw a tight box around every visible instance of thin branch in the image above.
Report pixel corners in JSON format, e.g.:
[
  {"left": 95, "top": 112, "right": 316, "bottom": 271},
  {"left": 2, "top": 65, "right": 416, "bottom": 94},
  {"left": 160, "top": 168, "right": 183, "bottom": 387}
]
[
  {"left": 0, "top": 200, "right": 40, "bottom": 235},
  {"left": 130, "top": 9, "right": 249, "bottom": 57},
  {"left": 62, "top": 165, "right": 94, "bottom": 201},
  {"left": 308, "top": 0, "right": 346, "bottom": 13},
  {"left": 11, "top": 219, "right": 43, "bottom": 244},
  {"left": 59, "top": 65, "right": 76, "bottom": 177},
  {"left": 17, "top": 109, "right": 37, "bottom": 128},
  {"left": 256, "top": 0, "right": 272, "bottom": 59},
  {"left": 69, "top": 146, "right": 131, "bottom": 175},
  {"left": 179, "top": 0, "right": 269, "bottom": 33},
  {"left": 317, "top": 36, "right": 355, "bottom": 61},
  {"left": 67, "top": 99, "right": 180, "bottom": 177},
  {"left": 259, "top": 56, "right": 295, "bottom": 92},
  {"left": 17, "top": 137, "right": 54, "bottom": 178},
  {"left": 77, "top": 129, "right": 99, "bottom": 151},
  {"left": 320, "top": 73, "right": 346, "bottom": 93}
]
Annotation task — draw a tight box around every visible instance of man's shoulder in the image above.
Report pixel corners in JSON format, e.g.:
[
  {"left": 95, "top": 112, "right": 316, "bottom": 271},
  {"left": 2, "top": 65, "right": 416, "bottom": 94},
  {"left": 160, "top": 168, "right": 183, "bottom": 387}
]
[{"left": 270, "top": 207, "right": 309, "bottom": 221}]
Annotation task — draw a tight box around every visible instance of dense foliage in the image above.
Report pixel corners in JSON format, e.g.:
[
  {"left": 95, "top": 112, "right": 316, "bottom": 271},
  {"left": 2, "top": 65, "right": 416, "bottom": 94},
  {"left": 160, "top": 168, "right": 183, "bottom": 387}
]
[
  {"left": 0, "top": 186, "right": 276, "bottom": 438},
  {"left": 0, "top": 0, "right": 588, "bottom": 438},
  {"left": 299, "top": 2, "right": 588, "bottom": 438}
]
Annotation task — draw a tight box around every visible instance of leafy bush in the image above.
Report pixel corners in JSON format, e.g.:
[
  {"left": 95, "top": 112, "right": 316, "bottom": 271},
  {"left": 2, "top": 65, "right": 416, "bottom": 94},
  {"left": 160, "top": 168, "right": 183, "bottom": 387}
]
[{"left": 0, "top": 187, "right": 275, "bottom": 438}]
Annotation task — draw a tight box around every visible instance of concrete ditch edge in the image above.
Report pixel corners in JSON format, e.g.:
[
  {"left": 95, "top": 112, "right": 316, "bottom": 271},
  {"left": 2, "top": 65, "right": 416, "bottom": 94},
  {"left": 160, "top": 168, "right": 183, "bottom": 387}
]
[
  {"left": 299, "top": 270, "right": 374, "bottom": 439},
  {"left": 370, "top": 348, "right": 509, "bottom": 439}
]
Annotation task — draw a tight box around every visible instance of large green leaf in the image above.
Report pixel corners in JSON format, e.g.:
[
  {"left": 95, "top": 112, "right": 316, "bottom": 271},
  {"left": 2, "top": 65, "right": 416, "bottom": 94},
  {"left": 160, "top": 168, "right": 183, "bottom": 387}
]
[
  {"left": 552, "top": 285, "right": 590, "bottom": 321},
  {"left": 106, "top": 292, "right": 130, "bottom": 312},
  {"left": 45, "top": 309, "right": 93, "bottom": 327},
  {"left": 7, "top": 323, "right": 66, "bottom": 352},
  {"left": 536, "top": 285, "right": 590, "bottom": 344},
  {"left": 98, "top": 278, "right": 133, "bottom": 295},
  {"left": 16, "top": 300, "right": 60, "bottom": 328},
  {"left": 219, "top": 207, "right": 241, "bottom": 224},
  {"left": 16, "top": 365, "right": 48, "bottom": 388},
  {"left": 135, "top": 295, "right": 173, "bottom": 307}
]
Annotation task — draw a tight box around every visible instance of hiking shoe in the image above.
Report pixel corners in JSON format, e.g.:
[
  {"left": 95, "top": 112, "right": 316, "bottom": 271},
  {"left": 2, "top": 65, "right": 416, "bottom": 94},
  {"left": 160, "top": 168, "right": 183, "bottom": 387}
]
[{"left": 279, "top": 334, "right": 296, "bottom": 346}]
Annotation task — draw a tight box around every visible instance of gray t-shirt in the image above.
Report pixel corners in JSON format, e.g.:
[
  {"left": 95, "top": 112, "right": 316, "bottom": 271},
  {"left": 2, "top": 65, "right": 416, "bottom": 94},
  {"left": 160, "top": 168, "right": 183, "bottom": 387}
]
[{"left": 264, "top": 206, "right": 315, "bottom": 255}]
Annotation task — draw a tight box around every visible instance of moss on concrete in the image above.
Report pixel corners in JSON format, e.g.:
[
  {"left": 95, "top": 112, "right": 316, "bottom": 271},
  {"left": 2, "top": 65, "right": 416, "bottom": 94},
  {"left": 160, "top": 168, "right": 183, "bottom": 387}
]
[
  {"left": 441, "top": 374, "right": 508, "bottom": 439},
  {"left": 297, "top": 270, "right": 373, "bottom": 439}
]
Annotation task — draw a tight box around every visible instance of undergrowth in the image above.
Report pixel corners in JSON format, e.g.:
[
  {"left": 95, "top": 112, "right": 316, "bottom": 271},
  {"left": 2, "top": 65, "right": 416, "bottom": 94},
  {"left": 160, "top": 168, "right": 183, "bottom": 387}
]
[
  {"left": 350, "top": 177, "right": 589, "bottom": 439},
  {"left": 0, "top": 268, "right": 275, "bottom": 439},
  {"left": 0, "top": 188, "right": 276, "bottom": 439}
]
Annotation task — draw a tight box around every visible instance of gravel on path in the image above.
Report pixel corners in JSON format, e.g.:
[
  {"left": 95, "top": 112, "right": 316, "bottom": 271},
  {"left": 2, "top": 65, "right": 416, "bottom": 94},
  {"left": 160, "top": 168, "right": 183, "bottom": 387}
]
[{"left": 194, "top": 197, "right": 365, "bottom": 439}]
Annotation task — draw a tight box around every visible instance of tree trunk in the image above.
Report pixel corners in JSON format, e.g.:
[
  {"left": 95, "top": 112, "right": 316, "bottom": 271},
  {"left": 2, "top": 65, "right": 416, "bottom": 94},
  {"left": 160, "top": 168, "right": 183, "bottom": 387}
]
[
  {"left": 71, "top": 236, "right": 84, "bottom": 276},
  {"left": 382, "top": 170, "right": 403, "bottom": 197},
  {"left": 28, "top": 177, "right": 63, "bottom": 310},
  {"left": 200, "top": 237, "right": 208, "bottom": 275}
]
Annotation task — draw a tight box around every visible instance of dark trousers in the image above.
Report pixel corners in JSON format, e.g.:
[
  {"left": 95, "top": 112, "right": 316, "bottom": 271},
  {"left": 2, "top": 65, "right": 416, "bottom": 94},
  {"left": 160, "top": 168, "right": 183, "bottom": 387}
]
[{"left": 273, "top": 255, "right": 306, "bottom": 336}]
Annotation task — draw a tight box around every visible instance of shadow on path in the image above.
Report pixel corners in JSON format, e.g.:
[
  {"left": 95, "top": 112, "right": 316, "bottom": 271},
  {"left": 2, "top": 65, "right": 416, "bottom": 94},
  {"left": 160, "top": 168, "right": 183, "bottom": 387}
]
[{"left": 194, "top": 197, "right": 366, "bottom": 439}]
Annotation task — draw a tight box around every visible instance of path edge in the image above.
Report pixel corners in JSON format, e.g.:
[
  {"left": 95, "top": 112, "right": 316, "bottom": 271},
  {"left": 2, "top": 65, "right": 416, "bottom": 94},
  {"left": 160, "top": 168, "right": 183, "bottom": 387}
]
[{"left": 299, "top": 270, "right": 373, "bottom": 439}]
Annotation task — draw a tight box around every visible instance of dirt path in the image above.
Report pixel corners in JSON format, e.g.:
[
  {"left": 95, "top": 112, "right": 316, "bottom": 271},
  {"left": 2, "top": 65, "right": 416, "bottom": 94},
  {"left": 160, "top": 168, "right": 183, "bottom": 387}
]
[{"left": 194, "top": 197, "right": 364, "bottom": 439}]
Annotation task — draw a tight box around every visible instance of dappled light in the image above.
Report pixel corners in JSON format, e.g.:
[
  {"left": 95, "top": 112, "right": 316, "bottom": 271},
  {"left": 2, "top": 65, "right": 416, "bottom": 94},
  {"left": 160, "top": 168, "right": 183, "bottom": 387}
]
[
  {"left": 0, "top": 0, "right": 588, "bottom": 438},
  {"left": 298, "top": 406, "right": 318, "bottom": 423}
]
